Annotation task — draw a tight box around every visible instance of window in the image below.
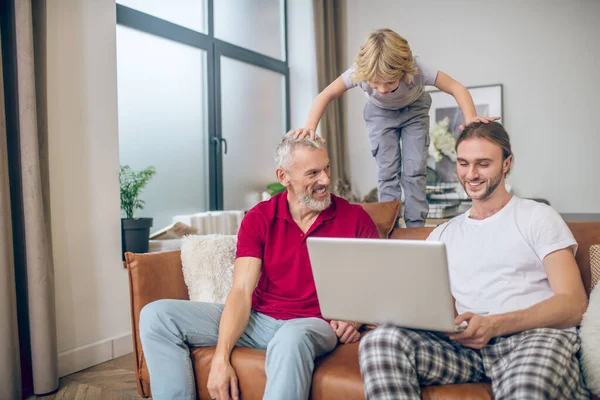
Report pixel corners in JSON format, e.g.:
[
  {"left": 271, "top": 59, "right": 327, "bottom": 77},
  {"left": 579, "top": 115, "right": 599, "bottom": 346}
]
[{"left": 116, "top": 0, "right": 289, "bottom": 231}]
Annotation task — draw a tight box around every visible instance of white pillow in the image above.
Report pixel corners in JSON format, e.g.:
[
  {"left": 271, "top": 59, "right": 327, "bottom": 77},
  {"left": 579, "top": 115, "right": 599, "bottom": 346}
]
[
  {"left": 581, "top": 279, "right": 600, "bottom": 396},
  {"left": 180, "top": 234, "right": 237, "bottom": 304}
]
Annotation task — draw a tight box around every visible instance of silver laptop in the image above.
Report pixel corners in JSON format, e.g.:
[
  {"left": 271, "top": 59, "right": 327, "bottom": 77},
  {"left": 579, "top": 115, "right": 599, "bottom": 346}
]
[{"left": 306, "top": 237, "right": 465, "bottom": 333}]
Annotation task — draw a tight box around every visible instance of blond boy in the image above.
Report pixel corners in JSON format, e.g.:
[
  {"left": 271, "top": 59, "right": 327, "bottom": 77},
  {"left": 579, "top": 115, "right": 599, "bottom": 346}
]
[{"left": 291, "top": 29, "right": 498, "bottom": 227}]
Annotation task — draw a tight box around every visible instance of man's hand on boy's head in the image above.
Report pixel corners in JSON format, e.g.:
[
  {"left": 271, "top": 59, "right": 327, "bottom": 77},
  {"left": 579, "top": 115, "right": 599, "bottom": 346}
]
[
  {"left": 330, "top": 320, "right": 361, "bottom": 344},
  {"left": 460, "top": 115, "right": 501, "bottom": 131},
  {"left": 287, "top": 128, "right": 325, "bottom": 142},
  {"left": 447, "top": 312, "right": 500, "bottom": 349}
]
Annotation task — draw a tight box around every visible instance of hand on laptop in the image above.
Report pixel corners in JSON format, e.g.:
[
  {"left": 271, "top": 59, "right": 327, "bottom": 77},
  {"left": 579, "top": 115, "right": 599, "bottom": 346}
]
[
  {"left": 447, "top": 312, "right": 500, "bottom": 349},
  {"left": 330, "top": 320, "right": 361, "bottom": 344}
]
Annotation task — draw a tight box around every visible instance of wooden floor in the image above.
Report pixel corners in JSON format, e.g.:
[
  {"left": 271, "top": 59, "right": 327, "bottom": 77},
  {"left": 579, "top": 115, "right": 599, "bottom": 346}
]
[{"left": 26, "top": 353, "right": 144, "bottom": 400}]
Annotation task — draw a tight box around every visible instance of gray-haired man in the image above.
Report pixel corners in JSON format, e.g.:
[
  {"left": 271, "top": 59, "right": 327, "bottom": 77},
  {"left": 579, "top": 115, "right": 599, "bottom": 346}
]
[{"left": 139, "top": 135, "right": 379, "bottom": 400}]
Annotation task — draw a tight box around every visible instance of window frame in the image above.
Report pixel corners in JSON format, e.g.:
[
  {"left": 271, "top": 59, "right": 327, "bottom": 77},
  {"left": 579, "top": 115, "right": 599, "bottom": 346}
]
[{"left": 116, "top": 0, "right": 290, "bottom": 210}]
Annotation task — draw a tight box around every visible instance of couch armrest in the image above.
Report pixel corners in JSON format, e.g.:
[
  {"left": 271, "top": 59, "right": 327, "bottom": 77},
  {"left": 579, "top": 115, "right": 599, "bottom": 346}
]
[{"left": 125, "top": 250, "right": 189, "bottom": 398}]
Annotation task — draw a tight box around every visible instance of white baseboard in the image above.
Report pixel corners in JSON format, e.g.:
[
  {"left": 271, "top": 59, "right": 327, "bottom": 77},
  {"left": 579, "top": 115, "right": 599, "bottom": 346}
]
[{"left": 58, "top": 332, "right": 133, "bottom": 377}]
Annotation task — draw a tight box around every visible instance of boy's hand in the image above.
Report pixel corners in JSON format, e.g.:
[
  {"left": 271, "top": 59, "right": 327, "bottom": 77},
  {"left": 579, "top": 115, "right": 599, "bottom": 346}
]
[
  {"left": 460, "top": 116, "right": 501, "bottom": 131},
  {"left": 330, "top": 320, "right": 361, "bottom": 344},
  {"left": 287, "top": 128, "right": 324, "bottom": 142}
]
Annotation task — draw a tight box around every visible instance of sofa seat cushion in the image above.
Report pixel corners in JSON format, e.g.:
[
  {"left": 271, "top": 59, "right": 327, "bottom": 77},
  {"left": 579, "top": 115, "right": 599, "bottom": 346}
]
[
  {"left": 192, "top": 346, "right": 267, "bottom": 400},
  {"left": 311, "top": 342, "right": 366, "bottom": 400},
  {"left": 190, "top": 343, "right": 493, "bottom": 400},
  {"left": 422, "top": 383, "right": 493, "bottom": 399}
]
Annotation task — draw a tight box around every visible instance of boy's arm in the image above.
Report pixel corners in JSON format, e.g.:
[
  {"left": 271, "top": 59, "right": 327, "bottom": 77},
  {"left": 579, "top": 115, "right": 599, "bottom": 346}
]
[
  {"left": 290, "top": 76, "right": 349, "bottom": 140},
  {"left": 433, "top": 71, "right": 499, "bottom": 129}
]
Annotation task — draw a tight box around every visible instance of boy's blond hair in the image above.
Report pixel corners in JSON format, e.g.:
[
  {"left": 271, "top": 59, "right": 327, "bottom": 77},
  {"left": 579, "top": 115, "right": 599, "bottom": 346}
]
[{"left": 352, "top": 29, "right": 418, "bottom": 85}]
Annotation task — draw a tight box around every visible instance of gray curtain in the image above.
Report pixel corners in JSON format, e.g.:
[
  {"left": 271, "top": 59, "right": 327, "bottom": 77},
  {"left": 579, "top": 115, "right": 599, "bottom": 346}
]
[
  {"left": 0, "top": 27, "right": 22, "bottom": 400},
  {"left": 312, "top": 0, "right": 356, "bottom": 200},
  {"left": 3, "top": 0, "right": 59, "bottom": 395}
]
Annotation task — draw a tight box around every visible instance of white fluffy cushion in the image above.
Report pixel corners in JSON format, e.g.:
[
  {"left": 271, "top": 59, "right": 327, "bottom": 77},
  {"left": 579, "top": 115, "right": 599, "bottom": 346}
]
[
  {"left": 580, "top": 244, "right": 600, "bottom": 396},
  {"left": 180, "top": 234, "right": 237, "bottom": 304}
]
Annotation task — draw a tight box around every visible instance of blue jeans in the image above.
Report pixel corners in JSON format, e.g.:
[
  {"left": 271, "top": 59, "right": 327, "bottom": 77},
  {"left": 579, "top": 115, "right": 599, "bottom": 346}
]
[{"left": 139, "top": 300, "right": 338, "bottom": 400}]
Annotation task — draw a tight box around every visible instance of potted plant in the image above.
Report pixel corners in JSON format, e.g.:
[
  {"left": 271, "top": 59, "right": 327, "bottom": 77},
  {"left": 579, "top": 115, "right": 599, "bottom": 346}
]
[
  {"left": 120, "top": 165, "right": 156, "bottom": 259},
  {"left": 266, "top": 182, "right": 286, "bottom": 196}
]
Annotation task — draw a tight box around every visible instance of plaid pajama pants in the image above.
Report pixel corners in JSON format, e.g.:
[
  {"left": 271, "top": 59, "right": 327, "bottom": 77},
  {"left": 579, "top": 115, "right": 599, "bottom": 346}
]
[{"left": 359, "top": 325, "right": 590, "bottom": 400}]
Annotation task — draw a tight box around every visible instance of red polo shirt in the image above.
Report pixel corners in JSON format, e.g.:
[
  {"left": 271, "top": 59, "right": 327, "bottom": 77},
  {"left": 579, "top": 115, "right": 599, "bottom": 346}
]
[{"left": 236, "top": 191, "right": 379, "bottom": 320}]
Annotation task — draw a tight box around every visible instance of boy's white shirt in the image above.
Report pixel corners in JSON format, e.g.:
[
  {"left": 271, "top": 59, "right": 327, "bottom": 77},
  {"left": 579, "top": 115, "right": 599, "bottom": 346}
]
[{"left": 428, "top": 196, "right": 577, "bottom": 323}]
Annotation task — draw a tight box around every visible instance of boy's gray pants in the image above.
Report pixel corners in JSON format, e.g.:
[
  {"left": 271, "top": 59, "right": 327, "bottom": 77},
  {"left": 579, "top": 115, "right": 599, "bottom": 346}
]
[{"left": 363, "top": 92, "right": 431, "bottom": 228}]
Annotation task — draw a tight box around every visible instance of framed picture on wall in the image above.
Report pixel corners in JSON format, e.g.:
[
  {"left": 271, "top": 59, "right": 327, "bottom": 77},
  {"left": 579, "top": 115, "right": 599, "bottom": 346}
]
[
  {"left": 426, "top": 84, "right": 503, "bottom": 184},
  {"left": 428, "top": 84, "right": 503, "bottom": 138}
]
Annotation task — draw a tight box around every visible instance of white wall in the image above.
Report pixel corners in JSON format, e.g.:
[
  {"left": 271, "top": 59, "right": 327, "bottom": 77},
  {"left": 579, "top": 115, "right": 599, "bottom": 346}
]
[
  {"left": 341, "top": 0, "right": 600, "bottom": 212},
  {"left": 45, "top": 1, "right": 131, "bottom": 376}
]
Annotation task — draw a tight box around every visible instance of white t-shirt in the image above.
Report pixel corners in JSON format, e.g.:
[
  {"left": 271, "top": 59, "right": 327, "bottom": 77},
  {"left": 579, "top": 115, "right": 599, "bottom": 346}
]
[
  {"left": 340, "top": 56, "right": 438, "bottom": 110},
  {"left": 427, "top": 196, "right": 577, "bottom": 317}
]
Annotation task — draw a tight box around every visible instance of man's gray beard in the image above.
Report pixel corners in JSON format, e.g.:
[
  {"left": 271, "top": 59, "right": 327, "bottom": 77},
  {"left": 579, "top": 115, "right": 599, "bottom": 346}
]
[{"left": 299, "top": 190, "right": 331, "bottom": 211}]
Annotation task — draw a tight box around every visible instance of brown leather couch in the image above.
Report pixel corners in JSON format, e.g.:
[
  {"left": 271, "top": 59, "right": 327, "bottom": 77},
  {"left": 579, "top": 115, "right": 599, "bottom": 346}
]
[{"left": 126, "top": 206, "right": 599, "bottom": 399}]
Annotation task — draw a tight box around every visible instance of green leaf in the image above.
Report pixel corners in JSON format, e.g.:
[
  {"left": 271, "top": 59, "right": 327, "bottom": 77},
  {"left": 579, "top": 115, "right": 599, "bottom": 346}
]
[
  {"left": 119, "top": 165, "right": 156, "bottom": 219},
  {"left": 266, "top": 182, "right": 286, "bottom": 195}
]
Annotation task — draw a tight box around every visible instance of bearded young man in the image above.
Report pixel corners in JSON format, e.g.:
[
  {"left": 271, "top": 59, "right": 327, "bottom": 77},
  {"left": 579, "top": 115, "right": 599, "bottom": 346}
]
[
  {"left": 358, "top": 122, "right": 590, "bottom": 400},
  {"left": 138, "top": 135, "right": 379, "bottom": 400}
]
